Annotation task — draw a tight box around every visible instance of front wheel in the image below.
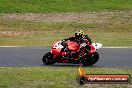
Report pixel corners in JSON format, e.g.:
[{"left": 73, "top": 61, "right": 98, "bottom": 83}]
[
  {"left": 81, "top": 52, "right": 99, "bottom": 66},
  {"left": 42, "top": 52, "right": 56, "bottom": 65},
  {"left": 91, "top": 52, "right": 99, "bottom": 64},
  {"left": 81, "top": 59, "right": 93, "bottom": 66}
]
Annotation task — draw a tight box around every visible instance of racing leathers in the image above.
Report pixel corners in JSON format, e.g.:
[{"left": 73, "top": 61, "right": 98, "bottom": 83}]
[{"left": 61, "top": 35, "right": 92, "bottom": 59}]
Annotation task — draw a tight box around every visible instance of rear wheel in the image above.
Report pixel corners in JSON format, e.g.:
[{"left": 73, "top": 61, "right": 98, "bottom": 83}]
[{"left": 42, "top": 52, "right": 56, "bottom": 65}]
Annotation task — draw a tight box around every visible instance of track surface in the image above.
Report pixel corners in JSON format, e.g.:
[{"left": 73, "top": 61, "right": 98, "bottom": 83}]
[{"left": 0, "top": 47, "right": 132, "bottom": 68}]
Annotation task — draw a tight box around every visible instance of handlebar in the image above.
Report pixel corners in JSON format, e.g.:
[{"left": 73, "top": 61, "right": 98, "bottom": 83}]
[{"left": 61, "top": 40, "right": 67, "bottom": 46}]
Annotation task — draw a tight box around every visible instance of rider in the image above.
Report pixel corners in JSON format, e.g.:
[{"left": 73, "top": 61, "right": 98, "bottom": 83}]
[{"left": 61, "top": 30, "right": 92, "bottom": 58}]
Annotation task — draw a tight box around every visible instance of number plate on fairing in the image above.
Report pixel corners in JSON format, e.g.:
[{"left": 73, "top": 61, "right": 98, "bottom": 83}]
[
  {"left": 53, "top": 41, "right": 64, "bottom": 49},
  {"left": 92, "top": 43, "right": 102, "bottom": 50}
]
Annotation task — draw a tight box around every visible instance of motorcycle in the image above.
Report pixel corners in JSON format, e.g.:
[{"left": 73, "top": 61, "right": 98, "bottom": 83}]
[{"left": 42, "top": 39, "right": 102, "bottom": 66}]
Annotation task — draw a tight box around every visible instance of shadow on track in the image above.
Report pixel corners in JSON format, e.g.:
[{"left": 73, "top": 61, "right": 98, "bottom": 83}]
[{"left": 41, "top": 63, "right": 101, "bottom": 68}]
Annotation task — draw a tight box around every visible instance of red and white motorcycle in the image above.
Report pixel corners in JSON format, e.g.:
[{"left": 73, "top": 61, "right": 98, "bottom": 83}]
[{"left": 42, "top": 39, "right": 102, "bottom": 66}]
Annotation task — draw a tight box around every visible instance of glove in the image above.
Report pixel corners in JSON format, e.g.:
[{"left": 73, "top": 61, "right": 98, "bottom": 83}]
[
  {"left": 61, "top": 40, "right": 67, "bottom": 46},
  {"left": 80, "top": 43, "right": 86, "bottom": 48},
  {"left": 61, "top": 39, "right": 66, "bottom": 42}
]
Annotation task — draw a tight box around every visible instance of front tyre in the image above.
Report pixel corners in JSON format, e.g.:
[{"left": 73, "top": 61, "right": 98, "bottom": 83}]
[
  {"left": 91, "top": 52, "right": 99, "bottom": 64},
  {"left": 81, "top": 59, "right": 93, "bottom": 66},
  {"left": 42, "top": 52, "right": 55, "bottom": 65},
  {"left": 81, "top": 52, "right": 99, "bottom": 66}
]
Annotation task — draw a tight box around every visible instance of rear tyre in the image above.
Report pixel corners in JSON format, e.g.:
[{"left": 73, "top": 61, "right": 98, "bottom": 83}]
[{"left": 42, "top": 52, "right": 55, "bottom": 65}]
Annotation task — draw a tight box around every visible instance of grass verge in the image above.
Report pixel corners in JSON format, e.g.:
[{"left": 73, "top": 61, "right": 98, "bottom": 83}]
[
  {"left": 0, "top": 12, "right": 132, "bottom": 47},
  {"left": 0, "top": 67, "right": 132, "bottom": 88},
  {"left": 0, "top": 31, "right": 132, "bottom": 47},
  {"left": 0, "top": 0, "right": 132, "bottom": 13}
]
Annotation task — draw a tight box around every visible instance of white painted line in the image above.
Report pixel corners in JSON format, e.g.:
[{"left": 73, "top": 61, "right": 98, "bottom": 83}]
[
  {"left": 102, "top": 47, "right": 131, "bottom": 48},
  {"left": 0, "top": 46, "right": 131, "bottom": 48}
]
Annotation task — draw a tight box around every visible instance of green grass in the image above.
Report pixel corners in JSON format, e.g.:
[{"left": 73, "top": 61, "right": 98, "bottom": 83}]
[
  {"left": 0, "top": 12, "right": 132, "bottom": 47},
  {"left": 0, "top": 0, "right": 132, "bottom": 13},
  {"left": 0, "top": 1, "right": 131, "bottom": 88},
  {"left": 0, "top": 31, "right": 132, "bottom": 47},
  {"left": 0, "top": 67, "right": 132, "bottom": 88},
  {"left": 0, "top": 18, "right": 97, "bottom": 31},
  {"left": 0, "top": 0, "right": 131, "bottom": 47}
]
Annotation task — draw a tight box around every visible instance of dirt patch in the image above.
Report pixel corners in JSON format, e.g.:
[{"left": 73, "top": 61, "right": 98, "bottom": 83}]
[
  {"left": 0, "top": 31, "right": 40, "bottom": 36},
  {"left": 2, "top": 11, "right": 132, "bottom": 24},
  {"left": 0, "top": 30, "right": 68, "bottom": 36},
  {"left": 0, "top": 11, "right": 131, "bottom": 36}
]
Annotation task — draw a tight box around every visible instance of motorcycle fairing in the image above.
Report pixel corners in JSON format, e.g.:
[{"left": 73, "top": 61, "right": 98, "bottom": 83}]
[
  {"left": 52, "top": 41, "right": 64, "bottom": 49},
  {"left": 51, "top": 41, "right": 64, "bottom": 55},
  {"left": 92, "top": 43, "right": 102, "bottom": 50},
  {"left": 67, "top": 41, "right": 80, "bottom": 51}
]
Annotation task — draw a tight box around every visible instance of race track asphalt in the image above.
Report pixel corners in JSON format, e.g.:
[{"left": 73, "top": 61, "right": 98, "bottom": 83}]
[{"left": 0, "top": 47, "right": 132, "bottom": 68}]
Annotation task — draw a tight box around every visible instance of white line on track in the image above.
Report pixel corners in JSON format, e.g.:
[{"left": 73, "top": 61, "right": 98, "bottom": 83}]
[
  {"left": 0, "top": 46, "right": 131, "bottom": 48},
  {"left": 102, "top": 47, "right": 131, "bottom": 48}
]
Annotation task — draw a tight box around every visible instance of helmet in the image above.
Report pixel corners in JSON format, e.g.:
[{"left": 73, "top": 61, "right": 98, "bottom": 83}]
[{"left": 75, "top": 30, "right": 84, "bottom": 40}]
